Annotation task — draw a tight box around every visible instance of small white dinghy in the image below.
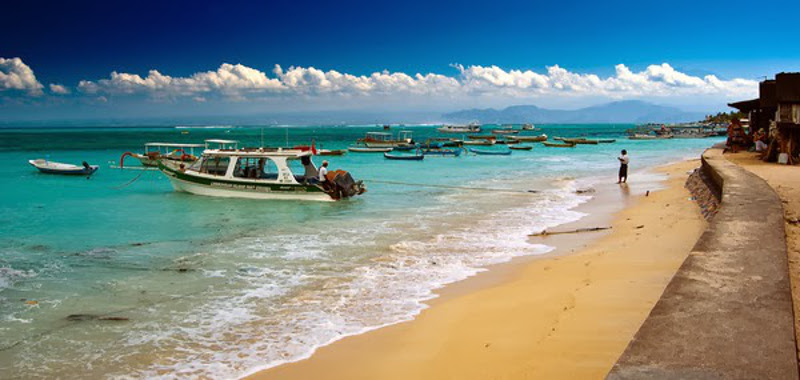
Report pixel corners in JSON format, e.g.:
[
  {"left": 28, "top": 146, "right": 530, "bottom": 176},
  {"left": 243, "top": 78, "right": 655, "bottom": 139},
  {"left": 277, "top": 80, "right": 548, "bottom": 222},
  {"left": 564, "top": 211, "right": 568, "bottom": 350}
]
[{"left": 28, "top": 159, "right": 99, "bottom": 176}]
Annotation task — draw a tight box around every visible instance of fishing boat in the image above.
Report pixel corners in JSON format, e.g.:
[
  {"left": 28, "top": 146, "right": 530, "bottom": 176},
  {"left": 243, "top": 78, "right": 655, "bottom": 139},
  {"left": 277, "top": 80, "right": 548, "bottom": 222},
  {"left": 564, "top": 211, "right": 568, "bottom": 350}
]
[
  {"left": 383, "top": 151, "right": 424, "bottom": 161},
  {"left": 542, "top": 142, "right": 576, "bottom": 148},
  {"left": 628, "top": 134, "right": 658, "bottom": 140},
  {"left": 598, "top": 139, "right": 617, "bottom": 143},
  {"left": 462, "top": 139, "right": 496, "bottom": 146},
  {"left": 522, "top": 123, "right": 536, "bottom": 130},
  {"left": 422, "top": 147, "right": 462, "bottom": 157},
  {"left": 347, "top": 146, "right": 393, "bottom": 153},
  {"left": 157, "top": 147, "right": 366, "bottom": 202},
  {"left": 467, "top": 135, "right": 497, "bottom": 141},
  {"left": 562, "top": 138, "right": 598, "bottom": 145},
  {"left": 418, "top": 141, "right": 445, "bottom": 149},
  {"left": 119, "top": 142, "right": 206, "bottom": 168},
  {"left": 358, "top": 131, "right": 414, "bottom": 148},
  {"left": 437, "top": 122, "right": 481, "bottom": 133},
  {"left": 29, "top": 159, "right": 99, "bottom": 175},
  {"left": 509, "top": 145, "right": 533, "bottom": 150},
  {"left": 468, "top": 148, "right": 512, "bottom": 156},
  {"left": 508, "top": 134, "right": 548, "bottom": 142}
]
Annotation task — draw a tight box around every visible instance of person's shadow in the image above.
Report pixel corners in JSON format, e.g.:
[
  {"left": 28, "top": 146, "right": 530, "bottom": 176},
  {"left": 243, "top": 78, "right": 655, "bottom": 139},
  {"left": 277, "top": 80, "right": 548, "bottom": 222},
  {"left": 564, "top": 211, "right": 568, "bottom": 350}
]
[{"left": 618, "top": 182, "right": 630, "bottom": 197}]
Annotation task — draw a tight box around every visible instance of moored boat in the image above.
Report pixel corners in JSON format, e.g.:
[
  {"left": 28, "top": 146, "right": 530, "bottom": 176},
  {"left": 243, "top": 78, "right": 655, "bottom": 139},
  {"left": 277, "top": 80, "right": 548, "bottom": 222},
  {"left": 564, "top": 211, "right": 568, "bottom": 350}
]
[
  {"left": 522, "top": 123, "right": 536, "bottom": 130},
  {"left": 508, "top": 134, "right": 548, "bottom": 142},
  {"left": 119, "top": 142, "right": 206, "bottom": 168},
  {"left": 422, "top": 147, "right": 462, "bottom": 157},
  {"left": 358, "top": 131, "right": 414, "bottom": 148},
  {"left": 462, "top": 139, "right": 496, "bottom": 146},
  {"left": 383, "top": 152, "right": 424, "bottom": 161},
  {"left": 542, "top": 142, "right": 576, "bottom": 148},
  {"left": 157, "top": 147, "right": 365, "bottom": 201},
  {"left": 627, "top": 134, "right": 658, "bottom": 140},
  {"left": 467, "top": 135, "right": 497, "bottom": 141},
  {"left": 29, "top": 159, "right": 99, "bottom": 175},
  {"left": 347, "top": 146, "right": 393, "bottom": 153},
  {"left": 598, "top": 139, "right": 617, "bottom": 143},
  {"left": 509, "top": 145, "right": 533, "bottom": 150},
  {"left": 437, "top": 122, "right": 481, "bottom": 133},
  {"left": 468, "top": 148, "right": 512, "bottom": 156},
  {"left": 562, "top": 138, "right": 598, "bottom": 145}
]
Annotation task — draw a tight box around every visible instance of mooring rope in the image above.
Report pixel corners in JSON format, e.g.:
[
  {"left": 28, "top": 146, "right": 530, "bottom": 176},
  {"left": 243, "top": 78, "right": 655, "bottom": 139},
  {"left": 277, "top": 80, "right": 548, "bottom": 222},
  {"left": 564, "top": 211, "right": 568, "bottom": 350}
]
[
  {"left": 111, "top": 170, "right": 148, "bottom": 190},
  {"left": 362, "top": 178, "right": 539, "bottom": 194}
]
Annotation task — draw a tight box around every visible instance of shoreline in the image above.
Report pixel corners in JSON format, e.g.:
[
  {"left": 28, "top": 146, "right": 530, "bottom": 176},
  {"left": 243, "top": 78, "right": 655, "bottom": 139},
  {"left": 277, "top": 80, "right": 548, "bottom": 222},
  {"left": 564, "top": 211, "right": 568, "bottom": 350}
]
[{"left": 246, "top": 158, "right": 707, "bottom": 379}]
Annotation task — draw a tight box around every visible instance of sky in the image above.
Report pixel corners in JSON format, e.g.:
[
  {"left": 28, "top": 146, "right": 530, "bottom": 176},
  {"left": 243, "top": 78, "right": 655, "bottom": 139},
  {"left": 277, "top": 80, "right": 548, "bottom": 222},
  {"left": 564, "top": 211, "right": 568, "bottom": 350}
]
[{"left": 1, "top": 0, "right": 798, "bottom": 122}]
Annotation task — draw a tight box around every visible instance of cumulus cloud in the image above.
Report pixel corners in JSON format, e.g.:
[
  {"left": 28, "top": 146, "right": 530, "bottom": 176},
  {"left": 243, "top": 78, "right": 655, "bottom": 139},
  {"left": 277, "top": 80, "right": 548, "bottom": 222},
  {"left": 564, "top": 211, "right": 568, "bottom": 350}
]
[
  {"left": 74, "top": 61, "right": 757, "bottom": 102},
  {"left": 49, "top": 83, "right": 70, "bottom": 94},
  {"left": 0, "top": 57, "right": 44, "bottom": 95}
]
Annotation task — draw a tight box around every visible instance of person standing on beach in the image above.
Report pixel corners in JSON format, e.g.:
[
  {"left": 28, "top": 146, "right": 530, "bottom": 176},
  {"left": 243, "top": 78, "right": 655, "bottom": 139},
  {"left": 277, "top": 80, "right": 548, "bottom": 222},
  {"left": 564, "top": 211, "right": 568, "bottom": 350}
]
[{"left": 617, "top": 150, "right": 629, "bottom": 184}]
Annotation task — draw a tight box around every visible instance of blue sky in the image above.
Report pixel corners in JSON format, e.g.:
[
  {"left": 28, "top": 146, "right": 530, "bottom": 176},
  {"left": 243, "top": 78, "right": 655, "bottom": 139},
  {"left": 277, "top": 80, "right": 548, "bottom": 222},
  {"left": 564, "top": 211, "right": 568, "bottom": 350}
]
[{"left": 1, "top": 0, "right": 798, "bottom": 121}]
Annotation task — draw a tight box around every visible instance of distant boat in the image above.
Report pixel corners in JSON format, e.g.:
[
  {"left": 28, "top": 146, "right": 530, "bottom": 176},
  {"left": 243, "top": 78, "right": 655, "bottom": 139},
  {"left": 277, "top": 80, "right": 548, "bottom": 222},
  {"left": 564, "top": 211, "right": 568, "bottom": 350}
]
[
  {"left": 358, "top": 131, "right": 414, "bottom": 148},
  {"left": 598, "top": 139, "right": 617, "bottom": 143},
  {"left": 462, "top": 139, "right": 496, "bottom": 146},
  {"left": 509, "top": 145, "right": 533, "bottom": 150},
  {"left": 437, "top": 122, "right": 481, "bottom": 133},
  {"left": 348, "top": 146, "right": 393, "bottom": 153},
  {"left": 467, "top": 135, "right": 497, "bottom": 141},
  {"left": 468, "top": 148, "right": 512, "bottom": 156},
  {"left": 491, "top": 128, "right": 519, "bottom": 135},
  {"left": 542, "top": 142, "right": 576, "bottom": 148},
  {"left": 29, "top": 159, "right": 99, "bottom": 175},
  {"left": 384, "top": 152, "right": 424, "bottom": 161},
  {"left": 508, "top": 134, "right": 548, "bottom": 142},
  {"left": 562, "top": 138, "right": 598, "bottom": 145},
  {"left": 422, "top": 148, "right": 462, "bottom": 157},
  {"left": 522, "top": 123, "right": 536, "bottom": 130},
  {"left": 627, "top": 134, "right": 658, "bottom": 140}
]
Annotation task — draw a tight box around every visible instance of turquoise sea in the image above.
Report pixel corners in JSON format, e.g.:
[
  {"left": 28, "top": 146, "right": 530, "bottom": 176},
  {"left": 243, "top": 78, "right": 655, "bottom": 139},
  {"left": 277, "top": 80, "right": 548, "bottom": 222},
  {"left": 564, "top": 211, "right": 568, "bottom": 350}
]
[{"left": 0, "top": 124, "right": 721, "bottom": 378}]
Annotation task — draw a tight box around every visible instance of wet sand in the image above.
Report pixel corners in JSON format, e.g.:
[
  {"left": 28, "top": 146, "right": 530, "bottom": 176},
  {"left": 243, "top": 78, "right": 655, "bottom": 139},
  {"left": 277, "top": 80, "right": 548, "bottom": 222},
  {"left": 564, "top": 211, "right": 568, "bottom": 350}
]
[{"left": 247, "top": 159, "right": 707, "bottom": 380}]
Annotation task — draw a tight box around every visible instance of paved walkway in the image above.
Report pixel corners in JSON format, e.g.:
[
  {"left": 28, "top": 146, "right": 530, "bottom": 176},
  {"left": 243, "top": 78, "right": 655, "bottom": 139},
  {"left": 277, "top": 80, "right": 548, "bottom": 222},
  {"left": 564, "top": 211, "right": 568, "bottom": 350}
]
[{"left": 607, "top": 148, "right": 798, "bottom": 379}]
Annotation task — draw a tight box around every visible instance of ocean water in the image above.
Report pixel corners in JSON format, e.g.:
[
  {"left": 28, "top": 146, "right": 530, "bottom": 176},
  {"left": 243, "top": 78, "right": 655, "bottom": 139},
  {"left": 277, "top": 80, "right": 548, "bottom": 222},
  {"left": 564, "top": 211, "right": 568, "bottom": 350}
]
[{"left": 0, "top": 124, "right": 721, "bottom": 378}]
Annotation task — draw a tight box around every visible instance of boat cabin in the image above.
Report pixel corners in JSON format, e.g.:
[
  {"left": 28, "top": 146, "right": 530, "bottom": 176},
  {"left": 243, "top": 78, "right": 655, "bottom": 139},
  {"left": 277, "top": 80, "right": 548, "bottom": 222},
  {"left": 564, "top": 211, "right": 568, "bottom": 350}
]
[
  {"left": 144, "top": 142, "right": 205, "bottom": 157},
  {"left": 186, "top": 148, "right": 319, "bottom": 185},
  {"left": 205, "top": 139, "right": 239, "bottom": 150}
]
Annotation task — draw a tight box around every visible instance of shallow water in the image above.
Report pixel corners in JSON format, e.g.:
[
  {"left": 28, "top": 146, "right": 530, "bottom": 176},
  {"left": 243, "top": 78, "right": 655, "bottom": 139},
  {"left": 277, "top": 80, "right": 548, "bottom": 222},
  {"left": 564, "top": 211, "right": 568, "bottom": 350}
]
[{"left": 0, "top": 124, "right": 720, "bottom": 378}]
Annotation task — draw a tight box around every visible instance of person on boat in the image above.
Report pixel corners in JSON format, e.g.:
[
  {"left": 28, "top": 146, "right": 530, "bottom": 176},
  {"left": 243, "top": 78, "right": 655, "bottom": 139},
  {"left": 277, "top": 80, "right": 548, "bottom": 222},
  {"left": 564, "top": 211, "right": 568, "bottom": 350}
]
[
  {"left": 617, "top": 150, "right": 629, "bottom": 184},
  {"left": 318, "top": 160, "right": 329, "bottom": 186}
]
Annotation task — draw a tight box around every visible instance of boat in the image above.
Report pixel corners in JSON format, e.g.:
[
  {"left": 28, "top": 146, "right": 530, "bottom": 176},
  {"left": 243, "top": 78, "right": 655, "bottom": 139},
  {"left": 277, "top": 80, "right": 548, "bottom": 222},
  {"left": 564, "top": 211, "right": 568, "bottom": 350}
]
[
  {"left": 491, "top": 128, "right": 519, "bottom": 135},
  {"left": 542, "top": 142, "right": 576, "bottom": 148},
  {"left": 509, "top": 145, "right": 533, "bottom": 150},
  {"left": 628, "top": 134, "right": 658, "bottom": 140},
  {"left": 508, "top": 134, "right": 548, "bottom": 142},
  {"left": 29, "top": 159, "right": 99, "bottom": 175},
  {"left": 437, "top": 122, "right": 481, "bottom": 133},
  {"left": 292, "top": 142, "right": 347, "bottom": 156},
  {"left": 358, "top": 131, "right": 414, "bottom": 148},
  {"left": 522, "top": 123, "right": 536, "bottom": 130},
  {"left": 383, "top": 152, "right": 424, "bottom": 161},
  {"left": 157, "top": 147, "right": 366, "bottom": 202},
  {"left": 422, "top": 148, "right": 462, "bottom": 157},
  {"left": 418, "top": 141, "right": 445, "bottom": 149},
  {"left": 462, "top": 139, "right": 496, "bottom": 146},
  {"left": 562, "top": 138, "right": 598, "bottom": 145},
  {"left": 347, "top": 146, "right": 393, "bottom": 153},
  {"left": 119, "top": 142, "right": 206, "bottom": 168},
  {"left": 467, "top": 135, "right": 497, "bottom": 141},
  {"left": 468, "top": 148, "right": 512, "bottom": 156},
  {"left": 598, "top": 139, "right": 617, "bottom": 143}
]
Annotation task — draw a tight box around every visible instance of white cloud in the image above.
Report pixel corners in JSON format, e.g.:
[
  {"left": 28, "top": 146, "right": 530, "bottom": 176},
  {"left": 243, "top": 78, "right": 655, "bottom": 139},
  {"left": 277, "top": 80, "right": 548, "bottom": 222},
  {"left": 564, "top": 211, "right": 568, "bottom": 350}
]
[
  {"left": 0, "top": 57, "right": 44, "bottom": 96},
  {"left": 49, "top": 83, "right": 70, "bottom": 94},
  {"left": 72, "top": 62, "right": 758, "bottom": 104}
]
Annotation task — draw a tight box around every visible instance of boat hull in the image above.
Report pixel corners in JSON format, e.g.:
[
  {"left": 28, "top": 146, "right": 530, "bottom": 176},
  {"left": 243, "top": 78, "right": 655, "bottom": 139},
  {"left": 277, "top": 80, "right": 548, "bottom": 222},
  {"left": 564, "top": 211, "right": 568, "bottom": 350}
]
[{"left": 159, "top": 164, "right": 333, "bottom": 202}]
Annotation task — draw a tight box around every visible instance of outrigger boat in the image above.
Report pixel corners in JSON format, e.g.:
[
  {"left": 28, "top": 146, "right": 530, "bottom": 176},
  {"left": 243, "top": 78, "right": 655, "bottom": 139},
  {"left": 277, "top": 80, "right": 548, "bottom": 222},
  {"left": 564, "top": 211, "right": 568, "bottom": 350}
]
[
  {"left": 119, "top": 142, "right": 206, "bottom": 168},
  {"left": 462, "top": 139, "right": 495, "bottom": 146},
  {"left": 358, "top": 131, "right": 413, "bottom": 148},
  {"left": 509, "top": 145, "right": 533, "bottom": 150},
  {"left": 157, "top": 147, "right": 365, "bottom": 202},
  {"left": 508, "top": 134, "right": 548, "bottom": 142},
  {"left": 522, "top": 123, "right": 536, "bottom": 130},
  {"left": 491, "top": 125, "right": 519, "bottom": 135},
  {"left": 598, "top": 139, "right": 617, "bottom": 143},
  {"left": 383, "top": 151, "right": 424, "bottom": 161},
  {"left": 348, "top": 146, "right": 393, "bottom": 153},
  {"left": 422, "top": 147, "right": 462, "bottom": 157},
  {"left": 467, "top": 135, "right": 497, "bottom": 141},
  {"left": 542, "top": 141, "right": 576, "bottom": 148},
  {"left": 468, "top": 148, "right": 512, "bottom": 156},
  {"left": 562, "top": 138, "right": 598, "bottom": 145},
  {"left": 437, "top": 122, "right": 481, "bottom": 133},
  {"left": 29, "top": 159, "right": 99, "bottom": 176},
  {"left": 627, "top": 134, "right": 658, "bottom": 140}
]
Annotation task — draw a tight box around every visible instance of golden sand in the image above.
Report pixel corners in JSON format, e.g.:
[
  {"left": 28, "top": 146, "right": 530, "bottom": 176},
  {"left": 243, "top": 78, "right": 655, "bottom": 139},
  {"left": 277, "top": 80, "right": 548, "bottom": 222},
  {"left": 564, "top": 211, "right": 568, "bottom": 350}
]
[{"left": 248, "top": 159, "right": 706, "bottom": 380}]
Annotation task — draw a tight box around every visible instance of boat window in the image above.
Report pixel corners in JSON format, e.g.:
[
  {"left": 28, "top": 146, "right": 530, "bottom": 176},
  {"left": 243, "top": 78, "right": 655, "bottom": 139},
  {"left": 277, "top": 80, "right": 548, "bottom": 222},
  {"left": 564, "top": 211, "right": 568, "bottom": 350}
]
[
  {"left": 188, "top": 157, "right": 203, "bottom": 171},
  {"left": 233, "top": 157, "right": 279, "bottom": 180},
  {"left": 288, "top": 156, "right": 317, "bottom": 182},
  {"left": 199, "top": 156, "right": 229, "bottom": 176}
]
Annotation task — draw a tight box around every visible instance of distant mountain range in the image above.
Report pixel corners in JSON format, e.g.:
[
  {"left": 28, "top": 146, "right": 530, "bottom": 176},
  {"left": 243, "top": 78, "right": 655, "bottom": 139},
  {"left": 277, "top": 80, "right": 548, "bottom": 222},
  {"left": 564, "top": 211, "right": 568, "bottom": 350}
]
[{"left": 442, "top": 101, "right": 706, "bottom": 124}]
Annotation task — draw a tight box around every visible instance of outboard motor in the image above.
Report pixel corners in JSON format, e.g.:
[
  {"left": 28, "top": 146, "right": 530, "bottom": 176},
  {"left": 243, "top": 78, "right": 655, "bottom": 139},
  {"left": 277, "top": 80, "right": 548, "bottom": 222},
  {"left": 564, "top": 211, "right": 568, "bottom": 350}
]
[{"left": 325, "top": 170, "right": 366, "bottom": 199}]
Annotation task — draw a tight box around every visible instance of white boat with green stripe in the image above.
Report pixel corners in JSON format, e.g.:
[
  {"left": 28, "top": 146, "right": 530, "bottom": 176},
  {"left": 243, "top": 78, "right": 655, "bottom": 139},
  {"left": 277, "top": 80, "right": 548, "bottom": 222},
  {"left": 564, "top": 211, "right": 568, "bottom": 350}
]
[{"left": 158, "top": 147, "right": 366, "bottom": 202}]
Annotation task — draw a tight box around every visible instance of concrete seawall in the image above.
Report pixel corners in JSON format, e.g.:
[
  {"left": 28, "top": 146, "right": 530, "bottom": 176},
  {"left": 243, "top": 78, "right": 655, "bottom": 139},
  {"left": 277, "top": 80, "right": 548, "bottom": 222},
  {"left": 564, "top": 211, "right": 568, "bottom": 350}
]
[{"left": 608, "top": 148, "right": 799, "bottom": 379}]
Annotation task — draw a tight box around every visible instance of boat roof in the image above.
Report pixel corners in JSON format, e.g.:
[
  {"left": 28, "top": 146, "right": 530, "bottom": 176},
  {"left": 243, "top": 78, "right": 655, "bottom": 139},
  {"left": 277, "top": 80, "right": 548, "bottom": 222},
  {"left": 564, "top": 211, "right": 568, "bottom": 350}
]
[
  {"left": 203, "top": 147, "right": 313, "bottom": 158},
  {"left": 144, "top": 142, "right": 205, "bottom": 148},
  {"left": 366, "top": 132, "right": 391, "bottom": 136},
  {"left": 205, "top": 139, "right": 239, "bottom": 144}
]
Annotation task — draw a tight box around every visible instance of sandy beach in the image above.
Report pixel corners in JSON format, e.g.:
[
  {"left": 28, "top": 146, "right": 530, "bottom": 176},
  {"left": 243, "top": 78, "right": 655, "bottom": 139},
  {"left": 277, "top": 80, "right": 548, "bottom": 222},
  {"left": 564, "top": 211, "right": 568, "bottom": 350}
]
[{"left": 248, "top": 159, "right": 707, "bottom": 380}]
